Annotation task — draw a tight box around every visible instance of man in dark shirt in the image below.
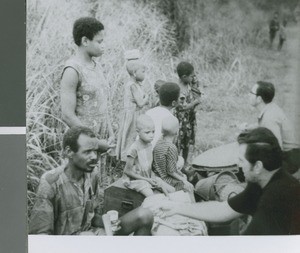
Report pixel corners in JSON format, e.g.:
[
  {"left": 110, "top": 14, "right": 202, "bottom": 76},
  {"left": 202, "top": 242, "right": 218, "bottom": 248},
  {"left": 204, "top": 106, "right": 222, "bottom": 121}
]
[{"left": 152, "top": 127, "right": 300, "bottom": 235}]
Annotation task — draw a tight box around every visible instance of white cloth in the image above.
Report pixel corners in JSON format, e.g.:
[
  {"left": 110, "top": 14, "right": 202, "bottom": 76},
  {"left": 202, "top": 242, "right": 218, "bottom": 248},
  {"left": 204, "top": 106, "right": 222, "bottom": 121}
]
[
  {"left": 142, "top": 192, "right": 207, "bottom": 236},
  {"left": 146, "top": 106, "right": 175, "bottom": 147}
]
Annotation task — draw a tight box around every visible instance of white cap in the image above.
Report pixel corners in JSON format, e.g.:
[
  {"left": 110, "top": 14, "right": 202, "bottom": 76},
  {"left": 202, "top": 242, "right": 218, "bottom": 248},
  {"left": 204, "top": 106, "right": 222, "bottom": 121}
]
[{"left": 124, "top": 49, "right": 141, "bottom": 60}]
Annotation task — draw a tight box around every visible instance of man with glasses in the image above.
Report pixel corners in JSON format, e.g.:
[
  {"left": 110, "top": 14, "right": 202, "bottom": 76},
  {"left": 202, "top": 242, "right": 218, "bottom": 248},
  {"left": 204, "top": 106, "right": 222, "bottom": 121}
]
[
  {"left": 248, "top": 81, "right": 300, "bottom": 176},
  {"left": 150, "top": 127, "right": 300, "bottom": 235}
]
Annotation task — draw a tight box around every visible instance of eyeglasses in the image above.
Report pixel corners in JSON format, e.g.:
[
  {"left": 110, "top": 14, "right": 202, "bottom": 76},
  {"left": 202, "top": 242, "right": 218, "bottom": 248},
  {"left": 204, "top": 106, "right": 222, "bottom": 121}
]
[{"left": 249, "top": 91, "right": 257, "bottom": 95}]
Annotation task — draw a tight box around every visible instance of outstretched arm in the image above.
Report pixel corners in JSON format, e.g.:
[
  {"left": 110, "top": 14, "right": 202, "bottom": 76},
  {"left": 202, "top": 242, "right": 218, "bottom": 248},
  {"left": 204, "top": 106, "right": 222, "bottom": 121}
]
[
  {"left": 155, "top": 200, "right": 242, "bottom": 223},
  {"left": 60, "top": 67, "right": 83, "bottom": 127}
]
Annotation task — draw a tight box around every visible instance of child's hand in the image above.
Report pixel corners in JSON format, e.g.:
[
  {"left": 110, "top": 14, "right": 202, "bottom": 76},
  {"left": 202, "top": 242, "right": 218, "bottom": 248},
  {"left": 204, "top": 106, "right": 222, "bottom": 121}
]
[
  {"left": 144, "top": 94, "right": 149, "bottom": 103},
  {"left": 183, "top": 181, "right": 194, "bottom": 192},
  {"left": 148, "top": 178, "right": 158, "bottom": 187}
]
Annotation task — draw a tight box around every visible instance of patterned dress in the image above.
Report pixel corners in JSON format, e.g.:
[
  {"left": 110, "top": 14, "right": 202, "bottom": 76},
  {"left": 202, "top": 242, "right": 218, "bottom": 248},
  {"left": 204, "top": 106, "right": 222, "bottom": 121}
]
[
  {"left": 62, "top": 58, "right": 110, "bottom": 194},
  {"left": 116, "top": 81, "right": 146, "bottom": 161},
  {"left": 63, "top": 58, "right": 109, "bottom": 138},
  {"left": 174, "top": 83, "right": 196, "bottom": 153}
]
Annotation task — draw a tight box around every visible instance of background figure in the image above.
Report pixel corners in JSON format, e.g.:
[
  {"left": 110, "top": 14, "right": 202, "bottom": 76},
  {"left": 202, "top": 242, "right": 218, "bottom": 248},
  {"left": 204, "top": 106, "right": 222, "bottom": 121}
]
[
  {"left": 269, "top": 12, "right": 280, "bottom": 49},
  {"left": 174, "top": 62, "right": 201, "bottom": 164},
  {"left": 278, "top": 19, "right": 287, "bottom": 51},
  {"left": 116, "top": 50, "right": 149, "bottom": 161}
]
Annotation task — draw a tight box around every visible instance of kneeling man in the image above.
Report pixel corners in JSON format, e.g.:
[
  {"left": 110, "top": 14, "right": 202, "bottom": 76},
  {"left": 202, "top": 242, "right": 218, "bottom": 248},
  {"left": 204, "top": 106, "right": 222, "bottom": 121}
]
[
  {"left": 29, "top": 126, "right": 153, "bottom": 235},
  {"left": 153, "top": 127, "right": 300, "bottom": 235}
]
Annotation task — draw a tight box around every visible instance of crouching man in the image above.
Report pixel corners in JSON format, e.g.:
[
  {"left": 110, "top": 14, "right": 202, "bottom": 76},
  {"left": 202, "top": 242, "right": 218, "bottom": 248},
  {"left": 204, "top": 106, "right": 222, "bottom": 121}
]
[
  {"left": 29, "top": 126, "right": 153, "bottom": 235},
  {"left": 152, "top": 127, "right": 300, "bottom": 235}
]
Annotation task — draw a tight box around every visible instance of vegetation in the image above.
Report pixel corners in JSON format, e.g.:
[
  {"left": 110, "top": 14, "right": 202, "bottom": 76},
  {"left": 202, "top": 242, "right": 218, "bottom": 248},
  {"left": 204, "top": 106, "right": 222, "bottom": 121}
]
[{"left": 27, "top": 0, "right": 299, "bottom": 213}]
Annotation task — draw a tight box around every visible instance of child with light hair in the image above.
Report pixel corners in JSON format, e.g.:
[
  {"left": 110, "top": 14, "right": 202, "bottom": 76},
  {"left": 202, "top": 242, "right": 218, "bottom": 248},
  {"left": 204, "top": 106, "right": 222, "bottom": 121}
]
[
  {"left": 123, "top": 115, "right": 175, "bottom": 196},
  {"left": 153, "top": 115, "right": 195, "bottom": 200},
  {"left": 116, "top": 50, "right": 149, "bottom": 161}
]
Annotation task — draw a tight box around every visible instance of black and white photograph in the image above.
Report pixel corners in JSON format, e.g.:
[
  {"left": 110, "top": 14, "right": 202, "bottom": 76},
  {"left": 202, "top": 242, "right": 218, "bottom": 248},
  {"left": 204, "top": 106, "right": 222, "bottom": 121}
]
[{"left": 26, "top": 0, "right": 300, "bottom": 251}]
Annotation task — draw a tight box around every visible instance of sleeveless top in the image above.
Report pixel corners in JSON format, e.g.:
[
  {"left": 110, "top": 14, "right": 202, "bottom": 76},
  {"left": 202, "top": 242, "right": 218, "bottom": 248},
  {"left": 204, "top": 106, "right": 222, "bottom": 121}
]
[{"left": 62, "top": 58, "right": 109, "bottom": 137}]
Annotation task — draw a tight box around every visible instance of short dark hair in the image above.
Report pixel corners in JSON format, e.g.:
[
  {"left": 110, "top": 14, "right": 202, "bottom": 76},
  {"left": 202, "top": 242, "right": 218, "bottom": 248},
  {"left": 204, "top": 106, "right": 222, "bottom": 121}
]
[
  {"left": 177, "top": 62, "right": 194, "bottom": 78},
  {"left": 159, "top": 82, "right": 180, "bottom": 107},
  {"left": 256, "top": 81, "right": 275, "bottom": 104},
  {"left": 63, "top": 126, "right": 96, "bottom": 152},
  {"left": 73, "top": 17, "right": 104, "bottom": 46},
  {"left": 238, "top": 127, "right": 282, "bottom": 171}
]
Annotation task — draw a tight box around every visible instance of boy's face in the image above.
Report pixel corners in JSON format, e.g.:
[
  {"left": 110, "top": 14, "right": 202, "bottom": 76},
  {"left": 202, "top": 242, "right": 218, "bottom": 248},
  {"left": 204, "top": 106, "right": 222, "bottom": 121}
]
[
  {"left": 181, "top": 71, "right": 196, "bottom": 85},
  {"left": 138, "top": 122, "right": 155, "bottom": 143},
  {"left": 135, "top": 66, "right": 146, "bottom": 82},
  {"left": 86, "top": 31, "right": 104, "bottom": 57}
]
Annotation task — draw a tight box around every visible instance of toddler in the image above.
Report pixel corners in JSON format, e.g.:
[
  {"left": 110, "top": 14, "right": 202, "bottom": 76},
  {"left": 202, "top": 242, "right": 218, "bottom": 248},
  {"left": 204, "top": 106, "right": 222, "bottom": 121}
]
[{"left": 116, "top": 50, "right": 149, "bottom": 161}]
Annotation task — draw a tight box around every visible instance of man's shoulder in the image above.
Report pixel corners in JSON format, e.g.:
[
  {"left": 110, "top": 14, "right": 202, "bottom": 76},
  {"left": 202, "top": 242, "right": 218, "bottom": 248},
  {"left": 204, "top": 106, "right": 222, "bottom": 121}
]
[
  {"left": 264, "top": 103, "right": 285, "bottom": 119},
  {"left": 264, "top": 170, "right": 300, "bottom": 199},
  {"left": 41, "top": 166, "right": 65, "bottom": 185}
]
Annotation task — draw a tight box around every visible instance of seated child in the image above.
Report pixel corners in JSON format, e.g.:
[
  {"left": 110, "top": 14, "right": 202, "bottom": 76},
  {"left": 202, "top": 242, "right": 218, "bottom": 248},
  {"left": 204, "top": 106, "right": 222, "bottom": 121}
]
[
  {"left": 123, "top": 114, "right": 175, "bottom": 196},
  {"left": 153, "top": 115, "right": 195, "bottom": 200}
]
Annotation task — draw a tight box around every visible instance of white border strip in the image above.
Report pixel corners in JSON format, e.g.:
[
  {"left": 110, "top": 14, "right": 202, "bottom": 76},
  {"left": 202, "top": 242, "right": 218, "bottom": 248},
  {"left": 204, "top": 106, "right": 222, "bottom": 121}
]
[{"left": 0, "top": 127, "right": 26, "bottom": 135}]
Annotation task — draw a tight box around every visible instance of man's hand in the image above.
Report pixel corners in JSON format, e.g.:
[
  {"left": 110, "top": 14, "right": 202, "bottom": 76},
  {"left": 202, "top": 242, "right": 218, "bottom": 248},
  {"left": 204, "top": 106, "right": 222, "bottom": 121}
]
[
  {"left": 112, "top": 220, "right": 122, "bottom": 234},
  {"left": 151, "top": 201, "right": 181, "bottom": 218}
]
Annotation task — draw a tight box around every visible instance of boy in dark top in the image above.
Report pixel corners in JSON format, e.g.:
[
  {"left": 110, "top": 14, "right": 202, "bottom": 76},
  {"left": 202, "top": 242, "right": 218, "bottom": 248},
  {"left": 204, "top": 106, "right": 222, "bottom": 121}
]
[{"left": 152, "top": 127, "right": 300, "bottom": 235}]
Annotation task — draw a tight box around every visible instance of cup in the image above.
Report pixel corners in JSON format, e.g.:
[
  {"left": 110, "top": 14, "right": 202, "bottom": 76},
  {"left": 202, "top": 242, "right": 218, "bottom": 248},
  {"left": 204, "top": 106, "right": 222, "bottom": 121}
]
[{"left": 107, "top": 210, "right": 119, "bottom": 232}]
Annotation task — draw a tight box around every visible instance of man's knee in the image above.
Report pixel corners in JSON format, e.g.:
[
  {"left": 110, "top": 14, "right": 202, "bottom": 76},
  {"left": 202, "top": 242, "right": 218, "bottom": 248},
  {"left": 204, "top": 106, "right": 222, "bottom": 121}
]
[{"left": 136, "top": 208, "right": 154, "bottom": 227}]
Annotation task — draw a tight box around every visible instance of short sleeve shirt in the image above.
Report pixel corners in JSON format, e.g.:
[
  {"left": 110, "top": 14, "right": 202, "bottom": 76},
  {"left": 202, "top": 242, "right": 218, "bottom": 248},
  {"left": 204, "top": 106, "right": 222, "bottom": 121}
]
[
  {"left": 258, "top": 103, "right": 299, "bottom": 151},
  {"left": 153, "top": 139, "right": 184, "bottom": 191},
  {"left": 127, "top": 140, "right": 153, "bottom": 178},
  {"left": 29, "top": 166, "right": 102, "bottom": 235},
  {"left": 228, "top": 169, "right": 300, "bottom": 235}
]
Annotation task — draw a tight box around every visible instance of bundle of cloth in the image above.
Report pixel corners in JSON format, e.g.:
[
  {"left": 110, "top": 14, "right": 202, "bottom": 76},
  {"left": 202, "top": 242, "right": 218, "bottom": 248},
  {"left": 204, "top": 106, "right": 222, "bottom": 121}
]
[{"left": 142, "top": 191, "right": 207, "bottom": 236}]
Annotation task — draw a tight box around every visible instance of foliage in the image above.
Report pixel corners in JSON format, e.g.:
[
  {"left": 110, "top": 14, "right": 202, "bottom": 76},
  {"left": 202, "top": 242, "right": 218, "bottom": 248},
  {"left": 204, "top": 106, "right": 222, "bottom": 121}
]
[{"left": 27, "top": 0, "right": 297, "bottom": 213}]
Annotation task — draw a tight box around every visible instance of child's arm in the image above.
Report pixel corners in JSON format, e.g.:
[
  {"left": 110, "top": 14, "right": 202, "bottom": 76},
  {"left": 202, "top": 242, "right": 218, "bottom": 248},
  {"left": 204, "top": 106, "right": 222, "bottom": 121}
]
[
  {"left": 61, "top": 68, "right": 84, "bottom": 127},
  {"left": 168, "top": 171, "right": 186, "bottom": 182},
  {"left": 124, "top": 156, "right": 156, "bottom": 185},
  {"left": 181, "top": 96, "right": 201, "bottom": 110},
  {"left": 130, "top": 85, "right": 149, "bottom": 108},
  {"left": 168, "top": 171, "right": 194, "bottom": 192}
]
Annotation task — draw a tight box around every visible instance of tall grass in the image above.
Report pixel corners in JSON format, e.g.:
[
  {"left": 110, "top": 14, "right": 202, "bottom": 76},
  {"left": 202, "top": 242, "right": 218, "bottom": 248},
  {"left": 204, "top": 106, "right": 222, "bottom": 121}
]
[{"left": 27, "top": 0, "right": 297, "bottom": 213}]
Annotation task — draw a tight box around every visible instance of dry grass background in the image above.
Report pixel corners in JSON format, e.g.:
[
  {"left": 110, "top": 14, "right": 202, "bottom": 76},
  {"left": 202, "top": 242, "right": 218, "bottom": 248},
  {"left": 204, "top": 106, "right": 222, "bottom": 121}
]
[{"left": 26, "top": 0, "right": 299, "bottom": 213}]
